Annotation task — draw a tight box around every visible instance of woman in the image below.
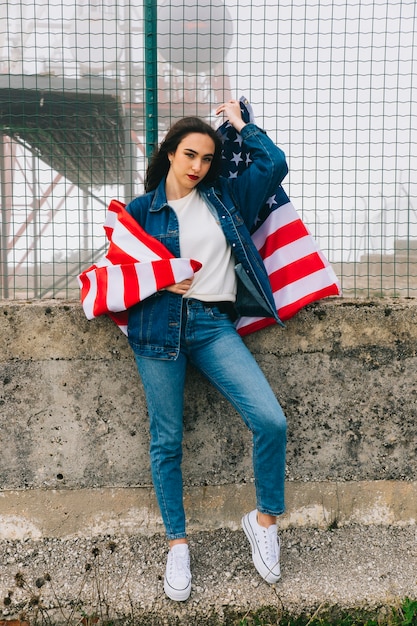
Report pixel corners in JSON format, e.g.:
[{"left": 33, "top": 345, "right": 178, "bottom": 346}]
[{"left": 125, "top": 100, "right": 288, "bottom": 601}]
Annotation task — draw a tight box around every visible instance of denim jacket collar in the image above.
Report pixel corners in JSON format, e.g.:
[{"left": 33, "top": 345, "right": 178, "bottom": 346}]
[
  {"left": 149, "top": 179, "right": 169, "bottom": 212},
  {"left": 149, "top": 178, "right": 216, "bottom": 213}
]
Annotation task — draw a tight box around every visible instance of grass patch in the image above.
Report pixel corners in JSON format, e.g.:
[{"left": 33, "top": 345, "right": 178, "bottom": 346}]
[
  {"left": 1, "top": 599, "right": 417, "bottom": 625},
  {"left": 234, "top": 599, "right": 417, "bottom": 626}
]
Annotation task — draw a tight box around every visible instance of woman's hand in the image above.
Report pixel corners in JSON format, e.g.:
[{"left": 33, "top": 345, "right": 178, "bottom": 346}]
[
  {"left": 215, "top": 100, "right": 246, "bottom": 133},
  {"left": 165, "top": 278, "right": 193, "bottom": 295}
]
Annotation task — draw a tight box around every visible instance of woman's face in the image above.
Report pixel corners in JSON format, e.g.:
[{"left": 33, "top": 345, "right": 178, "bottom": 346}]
[{"left": 167, "top": 132, "right": 215, "bottom": 197}]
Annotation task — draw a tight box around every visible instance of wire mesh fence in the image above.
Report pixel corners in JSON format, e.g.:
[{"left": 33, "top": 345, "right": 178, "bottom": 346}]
[{"left": 0, "top": 0, "right": 416, "bottom": 301}]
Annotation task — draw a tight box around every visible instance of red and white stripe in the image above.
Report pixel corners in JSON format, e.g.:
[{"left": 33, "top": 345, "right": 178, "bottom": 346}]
[
  {"left": 236, "top": 198, "right": 341, "bottom": 336},
  {"left": 78, "top": 199, "right": 201, "bottom": 334}
]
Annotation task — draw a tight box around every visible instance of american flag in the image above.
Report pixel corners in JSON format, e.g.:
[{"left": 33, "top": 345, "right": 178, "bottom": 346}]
[
  {"left": 218, "top": 98, "right": 341, "bottom": 335},
  {"left": 79, "top": 99, "right": 341, "bottom": 336},
  {"left": 78, "top": 199, "right": 202, "bottom": 335}
]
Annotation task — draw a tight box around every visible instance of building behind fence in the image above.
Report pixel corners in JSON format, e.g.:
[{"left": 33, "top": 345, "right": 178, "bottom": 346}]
[{"left": 0, "top": 0, "right": 416, "bottom": 301}]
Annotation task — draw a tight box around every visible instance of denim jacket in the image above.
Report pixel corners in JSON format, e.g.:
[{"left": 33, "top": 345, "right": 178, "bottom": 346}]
[{"left": 125, "top": 123, "right": 288, "bottom": 360}]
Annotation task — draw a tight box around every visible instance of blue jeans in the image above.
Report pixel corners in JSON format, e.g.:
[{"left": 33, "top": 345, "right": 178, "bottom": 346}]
[{"left": 133, "top": 298, "right": 287, "bottom": 540}]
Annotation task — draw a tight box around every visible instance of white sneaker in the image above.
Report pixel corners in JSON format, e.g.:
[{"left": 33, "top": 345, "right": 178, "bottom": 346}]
[
  {"left": 242, "top": 509, "right": 281, "bottom": 584},
  {"left": 163, "top": 543, "right": 192, "bottom": 601}
]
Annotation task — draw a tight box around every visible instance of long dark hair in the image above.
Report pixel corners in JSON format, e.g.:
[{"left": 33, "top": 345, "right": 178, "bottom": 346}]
[{"left": 144, "top": 117, "right": 223, "bottom": 192}]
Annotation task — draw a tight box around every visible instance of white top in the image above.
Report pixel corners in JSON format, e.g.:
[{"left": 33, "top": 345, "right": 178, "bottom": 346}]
[{"left": 169, "top": 188, "right": 237, "bottom": 302}]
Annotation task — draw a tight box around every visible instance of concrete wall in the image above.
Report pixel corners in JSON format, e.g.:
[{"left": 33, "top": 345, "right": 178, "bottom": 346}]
[{"left": 0, "top": 299, "right": 416, "bottom": 540}]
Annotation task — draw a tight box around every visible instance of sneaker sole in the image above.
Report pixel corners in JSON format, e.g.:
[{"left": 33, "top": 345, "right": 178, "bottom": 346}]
[
  {"left": 163, "top": 575, "right": 191, "bottom": 602},
  {"left": 242, "top": 514, "right": 281, "bottom": 584}
]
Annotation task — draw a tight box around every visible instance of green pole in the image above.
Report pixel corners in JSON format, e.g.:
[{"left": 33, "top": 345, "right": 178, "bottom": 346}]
[{"left": 144, "top": 0, "right": 158, "bottom": 159}]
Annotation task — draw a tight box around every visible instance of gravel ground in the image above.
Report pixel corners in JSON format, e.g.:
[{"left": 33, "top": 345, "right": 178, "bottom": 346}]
[{"left": 0, "top": 525, "right": 416, "bottom": 625}]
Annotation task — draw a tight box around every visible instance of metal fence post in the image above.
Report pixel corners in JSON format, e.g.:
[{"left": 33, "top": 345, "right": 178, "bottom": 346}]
[
  {"left": 0, "top": 136, "right": 8, "bottom": 298},
  {"left": 144, "top": 0, "right": 158, "bottom": 160}
]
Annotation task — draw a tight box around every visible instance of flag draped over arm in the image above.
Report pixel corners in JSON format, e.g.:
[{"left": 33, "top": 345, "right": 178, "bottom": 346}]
[
  {"left": 79, "top": 98, "right": 341, "bottom": 337},
  {"left": 78, "top": 199, "right": 201, "bottom": 335},
  {"left": 217, "top": 97, "right": 341, "bottom": 336}
]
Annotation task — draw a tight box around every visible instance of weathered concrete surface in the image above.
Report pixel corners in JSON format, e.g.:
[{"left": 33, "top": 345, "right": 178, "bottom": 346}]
[{"left": 0, "top": 298, "right": 416, "bottom": 539}]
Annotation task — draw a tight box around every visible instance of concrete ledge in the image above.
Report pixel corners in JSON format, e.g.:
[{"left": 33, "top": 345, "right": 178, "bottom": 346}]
[
  {"left": 1, "top": 298, "right": 417, "bottom": 541},
  {"left": 0, "top": 480, "right": 415, "bottom": 541}
]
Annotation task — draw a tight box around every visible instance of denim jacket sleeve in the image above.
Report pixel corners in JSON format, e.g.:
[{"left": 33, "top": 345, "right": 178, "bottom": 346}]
[{"left": 226, "top": 123, "right": 288, "bottom": 229}]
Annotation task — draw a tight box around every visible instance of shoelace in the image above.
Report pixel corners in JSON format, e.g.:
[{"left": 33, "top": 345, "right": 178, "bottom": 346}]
[
  {"left": 168, "top": 548, "right": 190, "bottom": 580},
  {"left": 258, "top": 525, "right": 279, "bottom": 566}
]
